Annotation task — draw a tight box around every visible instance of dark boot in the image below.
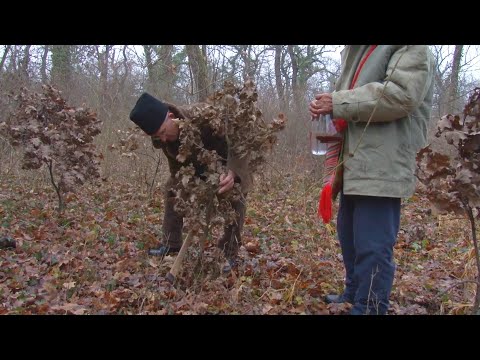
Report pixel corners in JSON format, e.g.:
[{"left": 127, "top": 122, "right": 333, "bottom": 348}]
[
  {"left": 221, "top": 257, "right": 239, "bottom": 273},
  {"left": 217, "top": 196, "right": 246, "bottom": 260},
  {"left": 148, "top": 244, "right": 181, "bottom": 256},
  {"left": 0, "top": 236, "right": 16, "bottom": 249},
  {"left": 325, "top": 293, "right": 354, "bottom": 304}
]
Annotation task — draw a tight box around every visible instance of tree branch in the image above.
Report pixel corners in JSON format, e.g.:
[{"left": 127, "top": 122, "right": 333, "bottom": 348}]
[{"left": 47, "top": 160, "right": 63, "bottom": 212}]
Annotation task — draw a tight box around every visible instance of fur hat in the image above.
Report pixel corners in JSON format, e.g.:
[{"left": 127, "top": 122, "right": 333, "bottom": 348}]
[{"left": 129, "top": 93, "right": 169, "bottom": 135}]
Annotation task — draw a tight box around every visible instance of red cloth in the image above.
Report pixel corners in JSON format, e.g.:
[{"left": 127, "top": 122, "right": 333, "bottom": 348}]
[{"left": 318, "top": 45, "right": 377, "bottom": 223}]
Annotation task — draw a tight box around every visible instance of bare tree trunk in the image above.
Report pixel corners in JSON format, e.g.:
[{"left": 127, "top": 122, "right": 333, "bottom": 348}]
[
  {"left": 0, "top": 45, "right": 11, "bottom": 74},
  {"left": 97, "top": 45, "right": 111, "bottom": 121},
  {"left": 143, "top": 45, "right": 177, "bottom": 101},
  {"left": 51, "top": 45, "right": 73, "bottom": 92},
  {"left": 448, "top": 45, "right": 464, "bottom": 114},
  {"left": 20, "top": 45, "right": 31, "bottom": 82},
  {"left": 275, "top": 45, "right": 286, "bottom": 112},
  {"left": 40, "top": 45, "right": 49, "bottom": 83},
  {"left": 466, "top": 207, "right": 480, "bottom": 315},
  {"left": 197, "top": 47, "right": 209, "bottom": 101},
  {"left": 227, "top": 47, "right": 240, "bottom": 81},
  {"left": 118, "top": 45, "right": 130, "bottom": 90},
  {"left": 186, "top": 45, "right": 209, "bottom": 102},
  {"left": 7, "top": 46, "right": 18, "bottom": 72},
  {"left": 240, "top": 45, "right": 251, "bottom": 81},
  {"left": 288, "top": 45, "right": 302, "bottom": 113},
  {"left": 157, "top": 45, "right": 174, "bottom": 101},
  {"left": 143, "top": 45, "right": 158, "bottom": 95}
]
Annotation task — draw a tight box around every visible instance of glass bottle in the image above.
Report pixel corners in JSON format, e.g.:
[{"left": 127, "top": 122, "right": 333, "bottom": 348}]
[
  {"left": 310, "top": 115, "right": 327, "bottom": 155},
  {"left": 310, "top": 114, "right": 340, "bottom": 156}
]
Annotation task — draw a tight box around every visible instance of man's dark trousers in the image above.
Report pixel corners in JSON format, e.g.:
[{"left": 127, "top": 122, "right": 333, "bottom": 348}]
[{"left": 337, "top": 193, "right": 401, "bottom": 315}]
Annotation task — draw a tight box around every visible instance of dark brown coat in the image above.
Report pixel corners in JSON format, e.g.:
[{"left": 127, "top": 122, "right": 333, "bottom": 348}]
[{"left": 151, "top": 102, "right": 252, "bottom": 192}]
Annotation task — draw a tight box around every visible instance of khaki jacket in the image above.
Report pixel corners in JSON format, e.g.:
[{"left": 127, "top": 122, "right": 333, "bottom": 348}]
[{"left": 332, "top": 45, "right": 435, "bottom": 198}]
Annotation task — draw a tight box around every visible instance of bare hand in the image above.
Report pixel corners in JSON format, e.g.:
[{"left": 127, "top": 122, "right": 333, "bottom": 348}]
[
  {"left": 218, "top": 170, "right": 235, "bottom": 194},
  {"left": 309, "top": 93, "right": 333, "bottom": 117}
]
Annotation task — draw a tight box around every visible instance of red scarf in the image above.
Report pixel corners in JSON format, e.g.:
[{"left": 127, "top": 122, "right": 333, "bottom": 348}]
[{"left": 318, "top": 45, "right": 377, "bottom": 223}]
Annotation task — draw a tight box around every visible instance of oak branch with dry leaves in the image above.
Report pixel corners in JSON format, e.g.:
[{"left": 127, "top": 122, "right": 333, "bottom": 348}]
[
  {"left": 174, "top": 80, "right": 286, "bottom": 229},
  {"left": 169, "top": 80, "right": 286, "bottom": 281},
  {"left": 0, "top": 85, "right": 103, "bottom": 212},
  {"left": 416, "top": 87, "right": 480, "bottom": 314}
]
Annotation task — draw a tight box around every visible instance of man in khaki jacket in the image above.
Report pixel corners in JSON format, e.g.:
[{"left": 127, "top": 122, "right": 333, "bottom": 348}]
[
  {"left": 130, "top": 93, "right": 252, "bottom": 273},
  {"left": 310, "top": 45, "right": 435, "bottom": 315}
]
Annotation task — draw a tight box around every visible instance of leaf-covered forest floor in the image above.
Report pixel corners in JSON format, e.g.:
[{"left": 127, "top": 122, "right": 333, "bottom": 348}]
[{"left": 1, "top": 173, "right": 477, "bottom": 315}]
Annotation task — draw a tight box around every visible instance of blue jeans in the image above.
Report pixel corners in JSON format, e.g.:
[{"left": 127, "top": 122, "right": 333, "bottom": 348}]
[{"left": 337, "top": 193, "right": 401, "bottom": 315}]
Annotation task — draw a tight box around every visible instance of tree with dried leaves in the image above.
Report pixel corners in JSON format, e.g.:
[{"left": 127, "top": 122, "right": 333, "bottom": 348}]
[
  {"left": 0, "top": 85, "right": 103, "bottom": 212},
  {"left": 416, "top": 87, "right": 480, "bottom": 314}
]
